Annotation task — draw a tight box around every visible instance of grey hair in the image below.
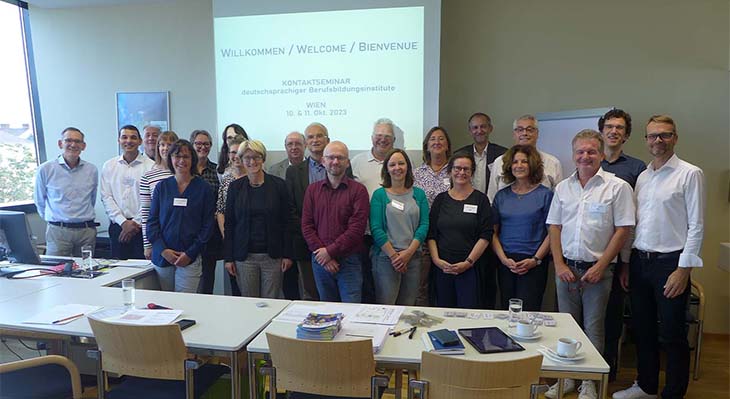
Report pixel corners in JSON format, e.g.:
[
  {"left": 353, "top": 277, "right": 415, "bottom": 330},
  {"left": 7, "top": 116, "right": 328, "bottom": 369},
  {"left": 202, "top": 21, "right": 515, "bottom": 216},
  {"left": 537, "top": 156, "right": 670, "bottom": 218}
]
[
  {"left": 512, "top": 114, "right": 539, "bottom": 130},
  {"left": 373, "top": 117, "right": 395, "bottom": 134},
  {"left": 143, "top": 124, "right": 162, "bottom": 132},
  {"left": 285, "top": 131, "right": 306, "bottom": 145},
  {"left": 305, "top": 122, "right": 328, "bottom": 137},
  {"left": 572, "top": 129, "right": 605, "bottom": 153}
]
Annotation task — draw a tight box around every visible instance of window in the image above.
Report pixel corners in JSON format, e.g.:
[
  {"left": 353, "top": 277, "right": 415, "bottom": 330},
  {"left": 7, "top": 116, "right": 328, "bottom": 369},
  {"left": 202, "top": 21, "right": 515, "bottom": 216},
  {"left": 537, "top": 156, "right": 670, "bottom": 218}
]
[{"left": 0, "top": 0, "right": 43, "bottom": 207}]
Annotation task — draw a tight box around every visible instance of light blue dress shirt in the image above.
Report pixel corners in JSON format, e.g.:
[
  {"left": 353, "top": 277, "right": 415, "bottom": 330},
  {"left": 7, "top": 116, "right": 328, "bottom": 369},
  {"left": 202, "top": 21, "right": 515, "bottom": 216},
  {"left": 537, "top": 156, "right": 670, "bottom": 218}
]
[{"left": 34, "top": 155, "right": 98, "bottom": 222}]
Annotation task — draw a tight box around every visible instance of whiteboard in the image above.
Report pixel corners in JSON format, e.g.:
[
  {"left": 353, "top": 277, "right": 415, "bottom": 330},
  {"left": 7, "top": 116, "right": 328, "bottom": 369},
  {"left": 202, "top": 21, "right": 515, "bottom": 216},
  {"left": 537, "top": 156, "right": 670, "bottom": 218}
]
[{"left": 536, "top": 107, "right": 612, "bottom": 181}]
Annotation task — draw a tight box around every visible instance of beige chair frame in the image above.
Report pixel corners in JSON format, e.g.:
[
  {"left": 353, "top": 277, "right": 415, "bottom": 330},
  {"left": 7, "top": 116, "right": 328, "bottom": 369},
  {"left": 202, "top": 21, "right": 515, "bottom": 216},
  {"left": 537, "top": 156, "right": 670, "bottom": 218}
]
[
  {"left": 408, "top": 351, "right": 545, "bottom": 399},
  {"left": 0, "top": 354, "right": 82, "bottom": 399},
  {"left": 262, "top": 333, "right": 389, "bottom": 398}
]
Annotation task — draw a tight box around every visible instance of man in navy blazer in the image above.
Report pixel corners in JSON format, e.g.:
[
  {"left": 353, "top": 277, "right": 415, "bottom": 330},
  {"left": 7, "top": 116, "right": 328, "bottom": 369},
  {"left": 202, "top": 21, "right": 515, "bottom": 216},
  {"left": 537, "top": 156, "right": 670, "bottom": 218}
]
[{"left": 455, "top": 112, "right": 508, "bottom": 194}]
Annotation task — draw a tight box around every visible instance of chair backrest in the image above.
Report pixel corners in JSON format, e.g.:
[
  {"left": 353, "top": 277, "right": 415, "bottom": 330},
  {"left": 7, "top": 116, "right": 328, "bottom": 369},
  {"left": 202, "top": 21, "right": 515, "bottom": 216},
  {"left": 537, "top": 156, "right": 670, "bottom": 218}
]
[
  {"left": 89, "top": 318, "right": 187, "bottom": 380},
  {"left": 420, "top": 351, "right": 543, "bottom": 399},
  {"left": 266, "top": 333, "right": 376, "bottom": 397}
]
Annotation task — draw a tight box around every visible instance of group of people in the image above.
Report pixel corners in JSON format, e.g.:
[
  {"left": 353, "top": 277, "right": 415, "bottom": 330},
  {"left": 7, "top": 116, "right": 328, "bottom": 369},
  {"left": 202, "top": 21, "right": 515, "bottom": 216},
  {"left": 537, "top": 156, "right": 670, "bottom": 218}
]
[{"left": 34, "top": 109, "right": 703, "bottom": 399}]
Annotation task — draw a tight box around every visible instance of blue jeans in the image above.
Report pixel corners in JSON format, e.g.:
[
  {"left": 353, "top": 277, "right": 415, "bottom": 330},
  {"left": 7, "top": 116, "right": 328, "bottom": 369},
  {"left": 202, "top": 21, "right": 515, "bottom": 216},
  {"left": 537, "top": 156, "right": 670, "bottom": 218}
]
[
  {"left": 371, "top": 250, "right": 421, "bottom": 305},
  {"left": 312, "top": 254, "right": 363, "bottom": 303}
]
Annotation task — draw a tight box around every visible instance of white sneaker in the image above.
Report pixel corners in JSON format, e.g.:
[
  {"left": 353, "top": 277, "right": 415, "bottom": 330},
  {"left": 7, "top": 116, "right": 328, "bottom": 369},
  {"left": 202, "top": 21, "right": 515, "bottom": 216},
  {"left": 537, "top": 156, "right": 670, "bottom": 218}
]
[
  {"left": 578, "top": 380, "right": 597, "bottom": 399},
  {"left": 544, "top": 378, "right": 575, "bottom": 398},
  {"left": 612, "top": 381, "right": 657, "bottom": 399}
]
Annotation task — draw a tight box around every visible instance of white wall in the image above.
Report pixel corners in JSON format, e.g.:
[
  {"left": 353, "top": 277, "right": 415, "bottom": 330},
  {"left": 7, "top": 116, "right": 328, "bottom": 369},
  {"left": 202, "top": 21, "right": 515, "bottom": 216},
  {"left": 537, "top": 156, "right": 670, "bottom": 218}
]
[{"left": 30, "top": 0, "right": 218, "bottom": 227}]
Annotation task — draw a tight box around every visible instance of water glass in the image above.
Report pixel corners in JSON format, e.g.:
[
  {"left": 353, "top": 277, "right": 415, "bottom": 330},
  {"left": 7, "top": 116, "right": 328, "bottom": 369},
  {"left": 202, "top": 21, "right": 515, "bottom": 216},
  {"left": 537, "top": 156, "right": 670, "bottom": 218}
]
[
  {"left": 122, "top": 279, "right": 135, "bottom": 308},
  {"left": 81, "top": 244, "right": 93, "bottom": 272},
  {"left": 508, "top": 298, "right": 523, "bottom": 328}
]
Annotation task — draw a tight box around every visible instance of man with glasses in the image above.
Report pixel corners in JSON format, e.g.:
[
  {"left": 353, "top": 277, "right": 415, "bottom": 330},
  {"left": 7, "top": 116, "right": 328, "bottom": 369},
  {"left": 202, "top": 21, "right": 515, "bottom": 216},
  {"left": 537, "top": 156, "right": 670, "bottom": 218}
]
[
  {"left": 101, "top": 125, "right": 154, "bottom": 260},
  {"left": 34, "top": 127, "right": 99, "bottom": 256},
  {"left": 613, "top": 115, "right": 704, "bottom": 399},
  {"left": 301, "top": 141, "right": 369, "bottom": 302},
  {"left": 269, "top": 131, "right": 305, "bottom": 179},
  {"left": 486, "top": 114, "right": 563, "bottom": 202},
  {"left": 546, "top": 130, "right": 634, "bottom": 399},
  {"left": 142, "top": 124, "right": 161, "bottom": 161},
  {"left": 597, "top": 108, "right": 646, "bottom": 382},
  {"left": 455, "top": 112, "right": 507, "bottom": 193}
]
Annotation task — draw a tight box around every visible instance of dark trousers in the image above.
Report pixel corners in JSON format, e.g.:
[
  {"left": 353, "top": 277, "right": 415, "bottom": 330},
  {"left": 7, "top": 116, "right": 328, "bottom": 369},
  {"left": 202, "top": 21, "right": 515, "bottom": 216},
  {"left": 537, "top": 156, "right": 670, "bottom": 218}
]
[
  {"left": 603, "top": 265, "right": 625, "bottom": 380},
  {"left": 497, "top": 253, "right": 548, "bottom": 312},
  {"left": 629, "top": 250, "right": 690, "bottom": 399},
  {"left": 282, "top": 262, "right": 300, "bottom": 300},
  {"left": 433, "top": 259, "right": 479, "bottom": 309},
  {"left": 360, "top": 235, "right": 376, "bottom": 304},
  {"left": 476, "top": 247, "right": 498, "bottom": 309},
  {"left": 108, "top": 222, "right": 144, "bottom": 260},
  {"left": 199, "top": 224, "right": 222, "bottom": 294}
]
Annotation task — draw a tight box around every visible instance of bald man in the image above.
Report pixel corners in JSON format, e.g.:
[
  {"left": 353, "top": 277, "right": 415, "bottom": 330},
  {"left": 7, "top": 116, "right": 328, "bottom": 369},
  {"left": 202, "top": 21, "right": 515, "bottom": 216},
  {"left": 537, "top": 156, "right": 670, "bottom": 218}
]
[{"left": 268, "top": 131, "right": 305, "bottom": 179}]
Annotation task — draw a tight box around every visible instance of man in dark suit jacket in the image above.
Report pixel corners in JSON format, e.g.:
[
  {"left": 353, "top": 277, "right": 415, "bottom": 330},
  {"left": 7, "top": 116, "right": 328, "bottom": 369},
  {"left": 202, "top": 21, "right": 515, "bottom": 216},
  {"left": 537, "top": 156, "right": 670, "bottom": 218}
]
[
  {"left": 286, "top": 122, "right": 354, "bottom": 300},
  {"left": 455, "top": 112, "right": 508, "bottom": 194},
  {"left": 454, "top": 112, "right": 508, "bottom": 310}
]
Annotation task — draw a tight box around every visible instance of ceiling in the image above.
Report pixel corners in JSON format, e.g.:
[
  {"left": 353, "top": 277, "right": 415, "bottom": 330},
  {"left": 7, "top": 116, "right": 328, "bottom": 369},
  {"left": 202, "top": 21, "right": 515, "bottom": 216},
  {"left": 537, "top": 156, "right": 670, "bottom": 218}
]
[{"left": 24, "top": 0, "right": 176, "bottom": 9}]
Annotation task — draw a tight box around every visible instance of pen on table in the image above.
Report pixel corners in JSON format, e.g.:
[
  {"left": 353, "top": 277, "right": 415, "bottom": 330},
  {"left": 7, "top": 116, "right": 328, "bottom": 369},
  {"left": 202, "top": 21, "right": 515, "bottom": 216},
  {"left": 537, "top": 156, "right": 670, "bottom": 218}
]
[
  {"left": 408, "top": 326, "right": 417, "bottom": 339},
  {"left": 390, "top": 327, "right": 412, "bottom": 337},
  {"left": 52, "top": 313, "right": 84, "bottom": 324}
]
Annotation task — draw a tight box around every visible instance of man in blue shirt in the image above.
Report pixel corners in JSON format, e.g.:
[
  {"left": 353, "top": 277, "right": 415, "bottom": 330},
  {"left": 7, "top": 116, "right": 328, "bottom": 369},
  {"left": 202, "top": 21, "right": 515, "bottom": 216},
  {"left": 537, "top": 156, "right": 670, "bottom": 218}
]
[
  {"left": 598, "top": 108, "right": 647, "bottom": 382},
  {"left": 34, "top": 127, "right": 99, "bottom": 256}
]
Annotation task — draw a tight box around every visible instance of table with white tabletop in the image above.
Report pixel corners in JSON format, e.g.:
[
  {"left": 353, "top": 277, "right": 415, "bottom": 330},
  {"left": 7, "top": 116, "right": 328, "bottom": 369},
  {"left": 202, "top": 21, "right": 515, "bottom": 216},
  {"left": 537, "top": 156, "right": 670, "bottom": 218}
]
[
  {"left": 247, "top": 301, "right": 610, "bottom": 399},
  {"left": 0, "top": 277, "right": 290, "bottom": 399}
]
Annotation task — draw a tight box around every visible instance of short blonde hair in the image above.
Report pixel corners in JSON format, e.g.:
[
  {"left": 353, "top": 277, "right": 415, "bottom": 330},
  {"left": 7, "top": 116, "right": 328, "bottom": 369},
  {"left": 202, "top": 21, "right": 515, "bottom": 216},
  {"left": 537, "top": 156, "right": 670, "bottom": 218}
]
[
  {"left": 646, "top": 114, "right": 677, "bottom": 133},
  {"left": 238, "top": 139, "right": 267, "bottom": 162}
]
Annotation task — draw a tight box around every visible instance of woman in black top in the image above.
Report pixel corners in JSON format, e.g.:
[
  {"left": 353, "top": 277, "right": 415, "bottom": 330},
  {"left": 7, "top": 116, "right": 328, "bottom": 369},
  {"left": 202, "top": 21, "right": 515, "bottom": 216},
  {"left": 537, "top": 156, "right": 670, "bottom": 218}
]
[
  {"left": 427, "top": 152, "right": 492, "bottom": 308},
  {"left": 223, "top": 140, "right": 292, "bottom": 298}
]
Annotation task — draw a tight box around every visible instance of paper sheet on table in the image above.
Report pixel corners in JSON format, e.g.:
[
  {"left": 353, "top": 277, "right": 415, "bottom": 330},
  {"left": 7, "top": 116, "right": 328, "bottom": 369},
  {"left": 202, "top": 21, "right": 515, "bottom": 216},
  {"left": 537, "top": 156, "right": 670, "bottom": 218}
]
[
  {"left": 92, "top": 308, "right": 183, "bottom": 325},
  {"left": 340, "top": 322, "right": 391, "bottom": 353},
  {"left": 273, "top": 303, "right": 357, "bottom": 323},
  {"left": 23, "top": 304, "right": 102, "bottom": 325},
  {"left": 109, "top": 259, "right": 152, "bottom": 268},
  {"left": 348, "top": 304, "right": 404, "bottom": 325}
]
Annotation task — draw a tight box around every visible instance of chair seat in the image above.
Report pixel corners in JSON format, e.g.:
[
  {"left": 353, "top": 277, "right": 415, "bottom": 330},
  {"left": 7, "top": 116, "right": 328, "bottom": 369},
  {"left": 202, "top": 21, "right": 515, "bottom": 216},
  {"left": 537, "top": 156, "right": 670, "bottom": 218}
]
[
  {"left": 0, "top": 363, "right": 76, "bottom": 399},
  {"left": 107, "top": 364, "right": 228, "bottom": 399}
]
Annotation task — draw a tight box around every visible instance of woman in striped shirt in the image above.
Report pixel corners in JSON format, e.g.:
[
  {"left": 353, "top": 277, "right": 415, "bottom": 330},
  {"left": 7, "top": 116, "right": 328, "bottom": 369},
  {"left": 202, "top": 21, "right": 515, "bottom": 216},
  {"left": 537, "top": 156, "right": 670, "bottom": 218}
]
[{"left": 139, "top": 130, "right": 178, "bottom": 259}]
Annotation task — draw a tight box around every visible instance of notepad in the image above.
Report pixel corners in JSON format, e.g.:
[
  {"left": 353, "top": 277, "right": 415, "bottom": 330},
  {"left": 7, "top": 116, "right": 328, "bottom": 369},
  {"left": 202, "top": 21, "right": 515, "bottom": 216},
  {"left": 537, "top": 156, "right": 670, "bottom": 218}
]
[
  {"left": 23, "top": 304, "right": 101, "bottom": 325},
  {"left": 340, "top": 322, "right": 391, "bottom": 353},
  {"left": 421, "top": 329, "right": 465, "bottom": 355}
]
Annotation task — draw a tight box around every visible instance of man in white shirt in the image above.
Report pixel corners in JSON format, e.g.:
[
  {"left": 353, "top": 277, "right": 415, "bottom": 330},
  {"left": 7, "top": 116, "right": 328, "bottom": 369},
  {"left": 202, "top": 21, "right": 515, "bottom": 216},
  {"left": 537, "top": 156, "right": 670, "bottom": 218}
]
[
  {"left": 350, "top": 117, "right": 395, "bottom": 197},
  {"left": 486, "top": 114, "right": 563, "bottom": 202},
  {"left": 101, "top": 125, "right": 154, "bottom": 259},
  {"left": 613, "top": 115, "right": 704, "bottom": 399},
  {"left": 546, "top": 129, "right": 634, "bottom": 399},
  {"left": 268, "top": 131, "right": 305, "bottom": 179},
  {"left": 142, "top": 124, "right": 161, "bottom": 161}
]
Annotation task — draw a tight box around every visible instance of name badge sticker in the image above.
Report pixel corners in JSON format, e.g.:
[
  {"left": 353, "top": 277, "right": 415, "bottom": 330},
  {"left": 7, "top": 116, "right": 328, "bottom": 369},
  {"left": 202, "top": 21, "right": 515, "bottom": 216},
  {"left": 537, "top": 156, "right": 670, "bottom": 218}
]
[
  {"left": 463, "top": 204, "right": 478, "bottom": 214},
  {"left": 443, "top": 178, "right": 451, "bottom": 186},
  {"left": 173, "top": 198, "right": 188, "bottom": 207},
  {"left": 588, "top": 203, "right": 608, "bottom": 214},
  {"left": 391, "top": 199, "right": 405, "bottom": 211}
]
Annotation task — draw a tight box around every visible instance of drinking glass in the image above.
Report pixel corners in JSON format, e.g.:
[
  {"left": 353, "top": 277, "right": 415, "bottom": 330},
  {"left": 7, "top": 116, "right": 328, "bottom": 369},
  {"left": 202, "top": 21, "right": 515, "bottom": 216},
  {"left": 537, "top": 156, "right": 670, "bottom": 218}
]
[
  {"left": 122, "top": 279, "right": 135, "bottom": 308},
  {"left": 508, "top": 298, "right": 523, "bottom": 328},
  {"left": 81, "top": 244, "right": 93, "bottom": 273}
]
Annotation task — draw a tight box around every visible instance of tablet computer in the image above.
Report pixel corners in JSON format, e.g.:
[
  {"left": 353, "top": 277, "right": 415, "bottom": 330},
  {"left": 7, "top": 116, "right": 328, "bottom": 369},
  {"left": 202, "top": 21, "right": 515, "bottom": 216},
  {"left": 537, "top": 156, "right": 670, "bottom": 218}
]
[{"left": 457, "top": 327, "right": 525, "bottom": 354}]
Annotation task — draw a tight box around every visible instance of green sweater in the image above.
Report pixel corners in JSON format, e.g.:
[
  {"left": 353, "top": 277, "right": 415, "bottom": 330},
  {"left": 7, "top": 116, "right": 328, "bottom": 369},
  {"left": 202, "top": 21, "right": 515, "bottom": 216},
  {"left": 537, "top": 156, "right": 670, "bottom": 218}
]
[{"left": 369, "top": 186, "right": 430, "bottom": 255}]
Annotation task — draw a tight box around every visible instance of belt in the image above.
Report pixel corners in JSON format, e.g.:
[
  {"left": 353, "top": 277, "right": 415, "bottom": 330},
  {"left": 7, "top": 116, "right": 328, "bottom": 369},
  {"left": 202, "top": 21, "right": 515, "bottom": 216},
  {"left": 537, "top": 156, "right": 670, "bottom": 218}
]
[
  {"left": 565, "top": 259, "right": 595, "bottom": 270},
  {"left": 634, "top": 249, "right": 682, "bottom": 261},
  {"left": 49, "top": 221, "right": 99, "bottom": 229}
]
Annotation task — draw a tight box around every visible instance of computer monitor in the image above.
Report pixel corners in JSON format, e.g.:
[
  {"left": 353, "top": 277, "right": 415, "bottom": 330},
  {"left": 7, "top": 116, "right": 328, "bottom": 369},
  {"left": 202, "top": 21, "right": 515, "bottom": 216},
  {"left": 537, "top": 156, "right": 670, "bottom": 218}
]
[{"left": 0, "top": 210, "right": 44, "bottom": 264}]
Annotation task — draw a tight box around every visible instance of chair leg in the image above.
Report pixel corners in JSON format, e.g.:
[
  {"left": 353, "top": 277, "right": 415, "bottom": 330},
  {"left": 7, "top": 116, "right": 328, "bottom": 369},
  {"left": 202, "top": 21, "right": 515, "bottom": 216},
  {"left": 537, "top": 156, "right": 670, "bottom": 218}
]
[
  {"left": 693, "top": 320, "right": 703, "bottom": 380},
  {"left": 371, "top": 374, "right": 390, "bottom": 399},
  {"left": 407, "top": 379, "right": 428, "bottom": 399},
  {"left": 260, "top": 364, "right": 276, "bottom": 399},
  {"left": 86, "top": 349, "right": 105, "bottom": 399}
]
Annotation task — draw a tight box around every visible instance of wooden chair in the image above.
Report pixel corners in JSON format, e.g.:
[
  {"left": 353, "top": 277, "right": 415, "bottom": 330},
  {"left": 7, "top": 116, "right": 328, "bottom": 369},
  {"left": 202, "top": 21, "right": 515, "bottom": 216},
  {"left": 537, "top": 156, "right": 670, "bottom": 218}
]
[
  {"left": 261, "top": 333, "right": 389, "bottom": 399},
  {"left": 0, "top": 354, "right": 82, "bottom": 399},
  {"left": 87, "top": 318, "right": 227, "bottom": 399},
  {"left": 407, "top": 351, "right": 545, "bottom": 399}
]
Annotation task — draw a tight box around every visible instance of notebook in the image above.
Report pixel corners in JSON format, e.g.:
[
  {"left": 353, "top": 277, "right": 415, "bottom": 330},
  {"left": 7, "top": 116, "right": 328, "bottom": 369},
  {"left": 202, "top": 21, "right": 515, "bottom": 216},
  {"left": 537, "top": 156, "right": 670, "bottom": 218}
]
[{"left": 421, "top": 329, "right": 465, "bottom": 355}]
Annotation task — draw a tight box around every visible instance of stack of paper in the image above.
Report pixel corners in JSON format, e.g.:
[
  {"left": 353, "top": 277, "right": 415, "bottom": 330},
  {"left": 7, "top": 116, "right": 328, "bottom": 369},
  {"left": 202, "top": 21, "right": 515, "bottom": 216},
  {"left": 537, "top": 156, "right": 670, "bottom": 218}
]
[
  {"left": 296, "top": 313, "right": 344, "bottom": 340},
  {"left": 340, "top": 322, "right": 391, "bottom": 353},
  {"left": 89, "top": 308, "right": 183, "bottom": 325}
]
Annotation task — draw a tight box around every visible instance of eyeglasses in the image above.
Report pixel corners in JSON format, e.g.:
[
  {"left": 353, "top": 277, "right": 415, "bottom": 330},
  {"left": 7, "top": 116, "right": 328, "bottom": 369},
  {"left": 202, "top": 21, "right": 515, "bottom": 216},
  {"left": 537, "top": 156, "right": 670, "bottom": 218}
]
[
  {"left": 242, "top": 155, "right": 263, "bottom": 163},
  {"left": 513, "top": 126, "right": 537, "bottom": 134},
  {"left": 324, "top": 155, "right": 347, "bottom": 162},
  {"left": 226, "top": 135, "right": 237, "bottom": 141},
  {"left": 645, "top": 132, "right": 674, "bottom": 141},
  {"left": 193, "top": 141, "right": 212, "bottom": 148},
  {"left": 62, "top": 138, "right": 83, "bottom": 145},
  {"left": 603, "top": 123, "right": 626, "bottom": 131},
  {"left": 452, "top": 166, "right": 472, "bottom": 173},
  {"left": 373, "top": 134, "right": 394, "bottom": 141},
  {"left": 173, "top": 154, "right": 191, "bottom": 160}
]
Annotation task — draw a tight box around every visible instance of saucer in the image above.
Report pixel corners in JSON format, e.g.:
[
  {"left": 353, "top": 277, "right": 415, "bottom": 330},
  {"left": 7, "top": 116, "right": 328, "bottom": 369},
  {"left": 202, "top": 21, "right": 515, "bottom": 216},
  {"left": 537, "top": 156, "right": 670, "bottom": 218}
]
[
  {"left": 507, "top": 327, "right": 542, "bottom": 340},
  {"left": 542, "top": 346, "right": 586, "bottom": 361}
]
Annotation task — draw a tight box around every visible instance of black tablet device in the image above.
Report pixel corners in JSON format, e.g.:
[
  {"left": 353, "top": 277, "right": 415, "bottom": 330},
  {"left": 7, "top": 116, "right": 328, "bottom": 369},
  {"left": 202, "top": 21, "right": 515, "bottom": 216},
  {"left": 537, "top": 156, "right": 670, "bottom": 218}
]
[{"left": 457, "top": 327, "right": 525, "bottom": 354}]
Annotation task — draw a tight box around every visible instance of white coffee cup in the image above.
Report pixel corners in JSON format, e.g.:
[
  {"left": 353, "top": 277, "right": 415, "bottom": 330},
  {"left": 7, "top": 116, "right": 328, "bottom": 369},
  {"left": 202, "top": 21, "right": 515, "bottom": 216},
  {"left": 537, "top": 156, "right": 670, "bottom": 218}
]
[
  {"left": 557, "top": 337, "right": 582, "bottom": 358},
  {"left": 516, "top": 319, "right": 538, "bottom": 337}
]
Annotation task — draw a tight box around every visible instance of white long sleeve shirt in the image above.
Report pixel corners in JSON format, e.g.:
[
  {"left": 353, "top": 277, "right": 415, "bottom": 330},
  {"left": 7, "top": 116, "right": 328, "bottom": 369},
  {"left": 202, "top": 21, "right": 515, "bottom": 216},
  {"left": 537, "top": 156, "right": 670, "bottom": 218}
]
[{"left": 100, "top": 152, "right": 154, "bottom": 226}]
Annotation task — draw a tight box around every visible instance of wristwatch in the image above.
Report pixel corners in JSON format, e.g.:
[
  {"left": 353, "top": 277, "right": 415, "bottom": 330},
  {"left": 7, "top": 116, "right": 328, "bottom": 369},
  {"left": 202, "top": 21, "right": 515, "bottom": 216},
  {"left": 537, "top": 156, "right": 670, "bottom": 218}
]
[{"left": 531, "top": 256, "right": 542, "bottom": 265}]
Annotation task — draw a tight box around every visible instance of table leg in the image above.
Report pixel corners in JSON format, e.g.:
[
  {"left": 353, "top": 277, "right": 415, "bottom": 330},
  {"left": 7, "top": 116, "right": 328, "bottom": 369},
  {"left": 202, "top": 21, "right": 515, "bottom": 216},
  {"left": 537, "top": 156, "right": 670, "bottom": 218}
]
[
  {"left": 557, "top": 377, "right": 564, "bottom": 399},
  {"left": 247, "top": 352, "right": 257, "bottom": 399},
  {"left": 394, "top": 369, "right": 402, "bottom": 399},
  {"left": 230, "top": 351, "right": 240, "bottom": 399},
  {"left": 600, "top": 373, "right": 609, "bottom": 399}
]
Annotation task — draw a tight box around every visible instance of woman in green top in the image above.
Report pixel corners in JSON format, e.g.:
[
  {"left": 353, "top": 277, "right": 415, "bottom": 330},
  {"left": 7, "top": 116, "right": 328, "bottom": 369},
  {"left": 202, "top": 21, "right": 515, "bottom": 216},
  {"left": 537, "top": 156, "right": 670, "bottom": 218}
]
[{"left": 370, "top": 149, "right": 430, "bottom": 305}]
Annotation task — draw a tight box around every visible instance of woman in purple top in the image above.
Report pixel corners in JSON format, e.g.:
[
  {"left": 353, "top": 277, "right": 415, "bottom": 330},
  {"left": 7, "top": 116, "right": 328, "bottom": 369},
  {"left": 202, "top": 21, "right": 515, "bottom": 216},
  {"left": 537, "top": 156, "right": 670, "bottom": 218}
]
[
  {"left": 491, "top": 145, "right": 553, "bottom": 311},
  {"left": 413, "top": 126, "right": 452, "bottom": 306}
]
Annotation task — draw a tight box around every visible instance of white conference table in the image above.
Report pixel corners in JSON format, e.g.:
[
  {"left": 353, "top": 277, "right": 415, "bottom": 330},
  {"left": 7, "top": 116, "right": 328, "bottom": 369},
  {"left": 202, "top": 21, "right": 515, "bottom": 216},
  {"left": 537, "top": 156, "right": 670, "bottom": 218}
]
[
  {"left": 0, "top": 264, "right": 290, "bottom": 399},
  {"left": 247, "top": 300, "right": 610, "bottom": 399}
]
